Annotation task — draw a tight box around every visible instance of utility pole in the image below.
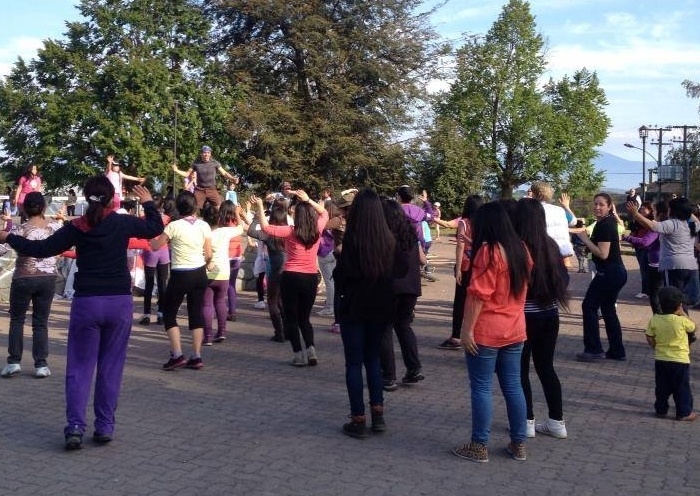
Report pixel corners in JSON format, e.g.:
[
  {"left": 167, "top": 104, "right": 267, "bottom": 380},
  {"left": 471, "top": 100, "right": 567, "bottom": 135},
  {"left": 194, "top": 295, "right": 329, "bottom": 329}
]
[
  {"left": 648, "top": 126, "right": 672, "bottom": 198},
  {"left": 671, "top": 125, "right": 699, "bottom": 198}
]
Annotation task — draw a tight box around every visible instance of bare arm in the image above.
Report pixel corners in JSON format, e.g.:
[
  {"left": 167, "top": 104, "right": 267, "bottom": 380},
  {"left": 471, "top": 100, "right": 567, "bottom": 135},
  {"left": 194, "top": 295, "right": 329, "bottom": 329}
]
[
  {"left": 120, "top": 172, "right": 145, "bottom": 183},
  {"left": 559, "top": 193, "right": 578, "bottom": 227},
  {"left": 575, "top": 230, "right": 611, "bottom": 260},
  {"left": 150, "top": 232, "right": 170, "bottom": 251},
  {"left": 105, "top": 155, "right": 114, "bottom": 174},
  {"left": 293, "top": 189, "right": 325, "bottom": 214},
  {"left": 460, "top": 295, "right": 484, "bottom": 356},
  {"left": 646, "top": 335, "right": 656, "bottom": 349},
  {"left": 250, "top": 195, "right": 269, "bottom": 229},
  {"left": 433, "top": 217, "right": 458, "bottom": 229},
  {"left": 626, "top": 202, "right": 658, "bottom": 231},
  {"left": 217, "top": 166, "right": 238, "bottom": 182},
  {"left": 203, "top": 236, "right": 213, "bottom": 262},
  {"left": 171, "top": 163, "right": 192, "bottom": 178}
]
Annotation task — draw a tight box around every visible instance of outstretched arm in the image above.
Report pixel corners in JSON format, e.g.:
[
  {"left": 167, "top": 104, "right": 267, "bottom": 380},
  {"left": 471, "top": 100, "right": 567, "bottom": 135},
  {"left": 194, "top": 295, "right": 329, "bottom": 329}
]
[
  {"left": 217, "top": 166, "right": 238, "bottom": 183},
  {"left": 171, "top": 163, "right": 192, "bottom": 178},
  {"left": 120, "top": 172, "right": 145, "bottom": 183}
]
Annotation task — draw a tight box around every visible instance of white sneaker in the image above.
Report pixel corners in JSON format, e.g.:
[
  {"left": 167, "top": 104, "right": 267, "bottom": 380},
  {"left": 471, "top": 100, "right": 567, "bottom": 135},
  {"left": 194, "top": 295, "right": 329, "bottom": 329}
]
[
  {"left": 35, "top": 366, "right": 52, "bottom": 378},
  {"left": 535, "top": 418, "right": 567, "bottom": 439},
  {"left": 306, "top": 346, "right": 318, "bottom": 366},
  {"left": 635, "top": 292, "right": 648, "bottom": 299},
  {"left": 1, "top": 363, "right": 21, "bottom": 377},
  {"left": 316, "top": 308, "right": 334, "bottom": 317},
  {"left": 254, "top": 301, "right": 266, "bottom": 309},
  {"left": 526, "top": 418, "right": 536, "bottom": 438},
  {"left": 290, "top": 351, "right": 307, "bottom": 367}
]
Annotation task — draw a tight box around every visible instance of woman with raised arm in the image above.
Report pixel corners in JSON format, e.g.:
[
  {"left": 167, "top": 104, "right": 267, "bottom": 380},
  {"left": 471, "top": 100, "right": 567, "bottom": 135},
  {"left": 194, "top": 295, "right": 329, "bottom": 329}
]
[
  {"left": 1, "top": 192, "right": 64, "bottom": 379},
  {"left": 627, "top": 197, "right": 699, "bottom": 311},
  {"left": 0, "top": 176, "right": 163, "bottom": 450},
  {"left": 574, "top": 193, "right": 628, "bottom": 362},
  {"left": 251, "top": 189, "right": 328, "bottom": 366},
  {"left": 14, "top": 164, "right": 43, "bottom": 223}
]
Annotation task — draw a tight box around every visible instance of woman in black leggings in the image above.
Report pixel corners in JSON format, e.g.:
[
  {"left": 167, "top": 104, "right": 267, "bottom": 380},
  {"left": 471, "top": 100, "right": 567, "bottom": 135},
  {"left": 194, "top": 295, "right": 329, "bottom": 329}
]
[{"left": 512, "top": 198, "right": 570, "bottom": 439}]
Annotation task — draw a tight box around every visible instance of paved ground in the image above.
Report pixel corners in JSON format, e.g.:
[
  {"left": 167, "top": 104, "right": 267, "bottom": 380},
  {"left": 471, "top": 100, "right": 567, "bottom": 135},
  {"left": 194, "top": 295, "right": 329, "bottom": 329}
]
[{"left": 0, "top": 239, "right": 698, "bottom": 496}]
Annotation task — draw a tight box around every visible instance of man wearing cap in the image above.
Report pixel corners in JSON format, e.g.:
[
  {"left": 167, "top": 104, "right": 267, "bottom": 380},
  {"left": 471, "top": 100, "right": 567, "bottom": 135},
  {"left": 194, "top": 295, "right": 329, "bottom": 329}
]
[{"left": 172, "top": 146, "right": 238, "bottom": 209}]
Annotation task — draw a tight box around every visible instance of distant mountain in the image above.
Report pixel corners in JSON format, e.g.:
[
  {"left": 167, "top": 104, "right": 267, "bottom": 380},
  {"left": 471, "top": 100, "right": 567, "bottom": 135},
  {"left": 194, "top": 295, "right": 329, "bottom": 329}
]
[{"left": 595, "top": 151, "right": 644, "bottom": 192}]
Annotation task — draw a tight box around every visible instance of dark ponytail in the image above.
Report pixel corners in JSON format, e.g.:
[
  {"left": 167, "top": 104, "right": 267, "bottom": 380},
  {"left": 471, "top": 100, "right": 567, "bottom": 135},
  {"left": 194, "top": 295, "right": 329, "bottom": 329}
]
[{"left": 83, "top": 176, "right": 115, "bottom": 228}]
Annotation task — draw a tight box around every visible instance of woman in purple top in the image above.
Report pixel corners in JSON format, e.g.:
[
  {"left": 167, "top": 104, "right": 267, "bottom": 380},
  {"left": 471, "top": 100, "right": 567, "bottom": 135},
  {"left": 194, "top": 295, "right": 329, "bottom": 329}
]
[
  {"left": 623, "top": 200, "right": 667, "bottom": 314},
  {"left": 0, "top": 176, "right": 163, "bottom": 450}
]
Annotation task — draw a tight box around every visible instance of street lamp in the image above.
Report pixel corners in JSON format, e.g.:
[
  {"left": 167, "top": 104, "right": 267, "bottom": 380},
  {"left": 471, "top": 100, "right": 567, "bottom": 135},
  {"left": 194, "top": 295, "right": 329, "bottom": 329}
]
[{"left": 623, "top": 126, "right": 650, "bottom": 201}]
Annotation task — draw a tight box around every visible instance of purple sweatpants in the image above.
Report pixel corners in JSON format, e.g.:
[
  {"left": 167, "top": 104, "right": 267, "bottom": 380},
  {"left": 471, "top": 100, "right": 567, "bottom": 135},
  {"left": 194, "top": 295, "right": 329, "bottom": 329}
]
[{"left": 64, "top": 295, "right": 133, "bottom": 437}]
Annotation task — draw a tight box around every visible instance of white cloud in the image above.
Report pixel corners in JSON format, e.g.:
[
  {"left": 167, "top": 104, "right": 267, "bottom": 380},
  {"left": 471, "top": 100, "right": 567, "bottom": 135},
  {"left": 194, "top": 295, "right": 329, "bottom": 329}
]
[{"left": 0, "top": 36, "right": 44, "bottom": 76}]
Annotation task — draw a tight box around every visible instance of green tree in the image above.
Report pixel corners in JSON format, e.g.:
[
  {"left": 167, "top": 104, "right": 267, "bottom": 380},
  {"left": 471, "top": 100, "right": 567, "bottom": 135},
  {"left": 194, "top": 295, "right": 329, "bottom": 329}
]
[
  {"left": 0, "top": 0, "right": 236, "bottom": 192},
  {"left": 413, "top": 115, "right": 487, "bottom": 217},
  {"left": 432, "top": 0, "right": 609, "bottom": 198},
  {"left": 207, "top": 0, "right": 445, "bottom": 194}
]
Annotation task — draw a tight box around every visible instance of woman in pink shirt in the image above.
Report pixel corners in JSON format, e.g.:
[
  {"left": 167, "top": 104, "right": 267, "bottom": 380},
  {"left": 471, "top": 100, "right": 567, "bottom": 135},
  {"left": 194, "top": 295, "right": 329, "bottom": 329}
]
[
  {"left": 453, "top": 201, "right": 532, "bottom": 464},
  {"left": 252, "top": 190, "right": 328, "bottom": 366},
  {"left": 15, "top": 164, "right": 43, "bottom": 223}
]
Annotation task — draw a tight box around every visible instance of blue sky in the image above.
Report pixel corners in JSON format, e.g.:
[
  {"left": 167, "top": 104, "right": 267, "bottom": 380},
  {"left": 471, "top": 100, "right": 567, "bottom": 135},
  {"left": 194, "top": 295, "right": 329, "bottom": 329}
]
[{"left": 2, "top": 0, "right": 699, "bottom": 189}]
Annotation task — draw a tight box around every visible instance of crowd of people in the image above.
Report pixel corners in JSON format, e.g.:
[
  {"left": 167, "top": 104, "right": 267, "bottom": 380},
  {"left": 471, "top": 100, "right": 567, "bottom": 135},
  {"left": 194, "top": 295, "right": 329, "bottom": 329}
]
[{"left": 0, "top": 154, "right": 697, "bottom": 458}]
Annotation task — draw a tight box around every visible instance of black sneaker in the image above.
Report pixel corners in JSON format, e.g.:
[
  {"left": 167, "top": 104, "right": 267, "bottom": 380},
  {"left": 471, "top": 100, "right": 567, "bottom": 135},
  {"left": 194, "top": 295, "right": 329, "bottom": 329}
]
[
  {"left": 437, "top": 339, "right": 461, "bottom": 350},
  {"left": 342, "top": 417, "right": 368, "bottom": 439},
  {"left": 93, "top": 432, "right": 112, "bottom": 444},
  {"left": 138, "top": 315, "right": 150, "bottom": 325},
  {"left": 186, "top": 357, "right": 204, "bottom": 370},
  {"left": 371, "top": 408, "right": 387, "bottom": 433},
  {"left": 402, "top": 370, "right": 425, "bottom": 384},
  {"left": 156, "top": 315, "right": 163, "bottom": 325},
  {"left": 65, "top": 432, "right": 83, "bottom": 451},
  {"left": 162, "top": 355, "right": 187, "bottom": 370},
  {"left": 383, "top": 379, "right": 398, "bottom": 392}
]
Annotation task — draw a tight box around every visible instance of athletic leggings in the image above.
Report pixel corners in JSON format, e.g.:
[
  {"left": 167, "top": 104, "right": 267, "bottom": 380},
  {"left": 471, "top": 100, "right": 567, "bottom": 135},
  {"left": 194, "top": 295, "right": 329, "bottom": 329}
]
[
  {"left": 143, "top": 264, "right": 169, "bottom": 315},
  {"left": 521, "top": 310, "right": 563, "bottom": 421},
  {"left": 280, "top": 271, "right": 318, "bottom": 352},
  {"left": 161, "top": 266, "right": 208, "bottom": 330}
]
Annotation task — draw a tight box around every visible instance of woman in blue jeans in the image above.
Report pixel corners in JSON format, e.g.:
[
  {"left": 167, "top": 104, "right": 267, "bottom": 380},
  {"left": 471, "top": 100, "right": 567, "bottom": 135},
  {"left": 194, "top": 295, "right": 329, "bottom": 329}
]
[
  {"left": 453, "top": 201, "right": 532, "bottom": 463},
  {"left": 575, "top": 193, "right": 628, "bottom": 361},
  {"left": 333, "top": 188, "right": 406, "bottom": 439}
]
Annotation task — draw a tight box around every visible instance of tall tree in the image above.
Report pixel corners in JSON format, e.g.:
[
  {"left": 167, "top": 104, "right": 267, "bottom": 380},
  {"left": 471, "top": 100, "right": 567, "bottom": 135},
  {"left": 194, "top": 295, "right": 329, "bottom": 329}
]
[
  {"left": 413, "top": 114, "right": 487, "bottom": 217},
  {"left": 206, "top": 0, "right": 444, "bottom": 193},
  {"left": 432, "top": 0, "right": 609, "bottom": 198},
  {"left": 0, "top": 0, "right": 235, "bottom": 191}
]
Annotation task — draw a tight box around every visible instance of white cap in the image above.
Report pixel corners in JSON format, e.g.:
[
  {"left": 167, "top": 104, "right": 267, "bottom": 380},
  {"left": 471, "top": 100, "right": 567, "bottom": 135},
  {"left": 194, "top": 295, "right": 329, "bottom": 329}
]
[{"left": 434, "top": 202, "right": 441, "bottom": 207}]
